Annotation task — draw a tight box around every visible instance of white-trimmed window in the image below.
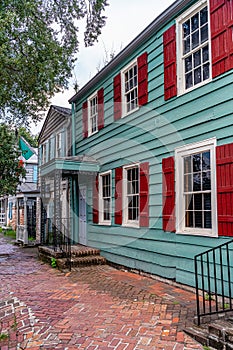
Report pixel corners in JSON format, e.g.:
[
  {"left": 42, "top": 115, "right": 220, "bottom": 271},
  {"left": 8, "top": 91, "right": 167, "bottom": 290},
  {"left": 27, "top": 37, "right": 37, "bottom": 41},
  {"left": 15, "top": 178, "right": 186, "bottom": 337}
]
[
  {"left": 56, "top": 132, "right": 62, "bottom": 158},
  {"left": 88, "top": 93, "right": 98, "bottom": 136},
  {"left": 99, "top": 171, "right": 111, "bottom": 224},
  {"left": 42, "top": 143, "right": 47, "bottom": 164},
  {"left": 177, "top": 1, "right": 211, "bottom": 94},
  {"left": 122, "top": 61, "right": 138, "bottom": 116},
  {"left": 123, "top": 164, "right": 139, "bottom": 226},
  {"left": 175, "top": 138, "right": 217, "bottom": 236}
]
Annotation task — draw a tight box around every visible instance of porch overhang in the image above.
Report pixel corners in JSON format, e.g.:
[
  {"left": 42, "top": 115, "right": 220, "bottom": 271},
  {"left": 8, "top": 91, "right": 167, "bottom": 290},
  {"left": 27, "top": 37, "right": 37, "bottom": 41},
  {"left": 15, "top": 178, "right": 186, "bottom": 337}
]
[{"left": 40, "top": 156, "right": 99, "bottom": 177}]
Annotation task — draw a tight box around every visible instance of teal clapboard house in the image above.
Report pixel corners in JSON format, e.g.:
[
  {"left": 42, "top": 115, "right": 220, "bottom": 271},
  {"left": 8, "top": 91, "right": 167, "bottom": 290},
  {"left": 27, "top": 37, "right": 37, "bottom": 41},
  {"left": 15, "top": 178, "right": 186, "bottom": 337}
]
[{"left": 40, "top": 0, "right": 233, "bottom": 288}]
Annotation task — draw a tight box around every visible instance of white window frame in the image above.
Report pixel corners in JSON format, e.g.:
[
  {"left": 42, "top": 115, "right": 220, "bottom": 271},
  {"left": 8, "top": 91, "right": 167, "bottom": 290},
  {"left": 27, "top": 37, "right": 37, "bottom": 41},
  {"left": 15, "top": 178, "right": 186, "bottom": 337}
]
[
  {"left": 88, "top": 92, "right": 98, "bottom": 137},
  {"left": 42, "top": 142, "right": 47, "bottom": 164},
  {"left": 176, "top": 0, "right": 212, "bottom": 95},
  {"left": 121, "top": 59, "right": 139, "bottom": 117},
  {"left": 175, "top": 138, "right": 217, "bottom": 237},
  {"left": 99, "top": 171, "right": 112, "bottom": 225},
  {"left": 56, "top": 132, "right": 62, "bottom": 158},
  {"left": 123, "top": 163, "right": 140, "bottom": 228}
]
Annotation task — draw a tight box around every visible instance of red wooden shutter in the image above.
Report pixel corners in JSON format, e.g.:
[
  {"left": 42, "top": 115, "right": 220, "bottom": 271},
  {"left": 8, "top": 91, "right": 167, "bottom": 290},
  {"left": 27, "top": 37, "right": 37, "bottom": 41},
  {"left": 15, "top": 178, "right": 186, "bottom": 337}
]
[
  {"left": 162, "top": 156, "right": 176, "bottom": 232},
  {"left": 137, "top": 52, "right": 148, "bottom": 106},
  {"left": 93, "top": 175, "right": 99, "bottom": 224},
  {"left": 210, "top": 0, "right": 233, "bottom": 77},
  {"left": 163, "top": 25, "right": 177, "bottom": 101},
  {"left": 115, "top": 167, "right": 123, "bottom": 225},
  {"left": 140, "top": 162, "right": 149, "bottom": 227},
  {"left": 82, "top": 101, "right": 88, "bottom": 138},
  {"left": 97, "top": 88, "right": 104, "bottom": 130},
  {"left": 114, "top": 73, "right": 122, "bottom": 121},
  {"left": 228, "top": 0, "right": 233, "bottom": 72},
  {"left": 216, "top": 143, "right": 233, "bottom": 236}
]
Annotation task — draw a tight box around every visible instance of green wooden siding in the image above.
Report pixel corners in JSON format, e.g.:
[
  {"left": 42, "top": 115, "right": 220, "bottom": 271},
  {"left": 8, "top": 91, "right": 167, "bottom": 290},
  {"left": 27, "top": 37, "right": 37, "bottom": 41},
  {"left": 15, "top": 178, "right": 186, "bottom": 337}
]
[{"left": 72, "top": 0, "right": 233, "bottom": 287}]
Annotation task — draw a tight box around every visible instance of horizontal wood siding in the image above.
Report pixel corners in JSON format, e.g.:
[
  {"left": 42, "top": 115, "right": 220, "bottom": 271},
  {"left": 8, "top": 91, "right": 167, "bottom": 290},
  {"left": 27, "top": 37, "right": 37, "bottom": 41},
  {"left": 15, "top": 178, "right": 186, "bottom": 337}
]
[{"left": 73, "top": 5, "right": 233, "bottom": 287}]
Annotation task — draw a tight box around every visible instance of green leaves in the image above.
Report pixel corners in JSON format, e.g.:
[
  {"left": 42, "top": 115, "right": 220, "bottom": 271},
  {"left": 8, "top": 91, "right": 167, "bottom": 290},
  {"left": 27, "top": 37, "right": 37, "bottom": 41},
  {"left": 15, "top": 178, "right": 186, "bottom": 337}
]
[
  {"left": 0, "top": 125, "right": 26, "bottom": 196},
  {"left": 0, "top": 0, "right": 108, "bottom": 125}
]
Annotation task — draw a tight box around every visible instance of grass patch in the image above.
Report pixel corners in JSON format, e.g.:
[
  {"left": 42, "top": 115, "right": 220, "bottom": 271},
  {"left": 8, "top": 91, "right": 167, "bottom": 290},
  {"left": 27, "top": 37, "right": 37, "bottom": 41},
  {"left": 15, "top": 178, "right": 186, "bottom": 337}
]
[{"left": 4, "top": 229, "right": 16, "bottom": 239}]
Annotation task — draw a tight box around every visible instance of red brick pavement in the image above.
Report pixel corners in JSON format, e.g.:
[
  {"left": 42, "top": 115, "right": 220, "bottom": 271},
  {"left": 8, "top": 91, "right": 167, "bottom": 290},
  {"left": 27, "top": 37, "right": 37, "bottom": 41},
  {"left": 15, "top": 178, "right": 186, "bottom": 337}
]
[{"left": 0, "top": 235, "right": 203, "bottom": 349}]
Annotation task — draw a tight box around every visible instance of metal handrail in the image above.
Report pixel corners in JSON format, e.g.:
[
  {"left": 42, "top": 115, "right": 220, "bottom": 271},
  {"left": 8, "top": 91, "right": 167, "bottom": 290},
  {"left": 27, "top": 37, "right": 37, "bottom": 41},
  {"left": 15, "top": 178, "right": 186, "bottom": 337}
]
[
  {"left": 43, "top": 217, "right": 72, "bottom": 271},
  {"left": 195, "top": 239, "right": 233, "bottom": 325}
]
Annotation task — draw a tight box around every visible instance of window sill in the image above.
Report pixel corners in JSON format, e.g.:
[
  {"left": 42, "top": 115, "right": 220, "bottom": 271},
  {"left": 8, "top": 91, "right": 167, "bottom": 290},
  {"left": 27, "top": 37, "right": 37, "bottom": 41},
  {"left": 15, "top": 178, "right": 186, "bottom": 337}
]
[
  {"left": 176, "top": 229, "right": 218, "bottom": 237},
  {"left": 88, "top": 130, "right": 98, "bottom": 138},
  {"left": 122, "top": 106, "right": 139, "bottom": 118},
  {"left": 123, "top": 222, "right": 140, "bottom": 229},
  {"left": 98, "top": 222, "right": 111, "bottom": 226},
  {"left": 178, "top": 78, "right": 211, "bottom": 96}
]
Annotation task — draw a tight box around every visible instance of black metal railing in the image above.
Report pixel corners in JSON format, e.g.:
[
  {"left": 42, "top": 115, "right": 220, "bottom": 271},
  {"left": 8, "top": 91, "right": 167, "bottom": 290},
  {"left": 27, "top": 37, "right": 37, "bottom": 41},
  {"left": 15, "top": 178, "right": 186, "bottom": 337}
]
[
  {"left": 195, "top": 239, "right": 233, "bottom": 325},
  {"left": 43, "top": 218, "right": 72, "bottom": 271}
]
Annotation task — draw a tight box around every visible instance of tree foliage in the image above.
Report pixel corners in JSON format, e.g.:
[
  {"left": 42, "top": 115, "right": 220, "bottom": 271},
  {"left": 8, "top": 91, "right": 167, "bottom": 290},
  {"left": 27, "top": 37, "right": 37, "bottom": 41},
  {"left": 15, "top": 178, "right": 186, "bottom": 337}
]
[
  {"left": 18, "top": 127, "right": 38, "bottom": 147},
  {"left": 0, "top": 0, "right": 108, "bottom": 126},
  {"left": 0, "top": 125, "right": 26, "bottom": 196}
]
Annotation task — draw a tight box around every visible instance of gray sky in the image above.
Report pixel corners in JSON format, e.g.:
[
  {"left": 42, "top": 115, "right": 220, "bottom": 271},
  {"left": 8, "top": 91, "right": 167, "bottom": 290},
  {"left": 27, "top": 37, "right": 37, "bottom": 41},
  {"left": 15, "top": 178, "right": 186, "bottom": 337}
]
[{"left": 32, "top": 0, "right": 175, "bottom": 133}]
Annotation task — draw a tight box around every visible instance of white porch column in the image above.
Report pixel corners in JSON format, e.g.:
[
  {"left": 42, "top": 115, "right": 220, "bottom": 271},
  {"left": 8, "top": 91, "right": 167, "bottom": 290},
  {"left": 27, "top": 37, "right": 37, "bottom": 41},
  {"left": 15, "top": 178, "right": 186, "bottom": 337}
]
[{"left": 24, "top": 197, "right": 28, "bottom": 244}]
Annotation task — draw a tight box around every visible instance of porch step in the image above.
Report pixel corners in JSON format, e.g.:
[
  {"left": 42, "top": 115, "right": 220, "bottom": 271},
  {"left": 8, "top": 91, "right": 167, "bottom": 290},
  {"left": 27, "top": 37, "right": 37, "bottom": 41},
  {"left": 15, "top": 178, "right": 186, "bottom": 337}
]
[
  {"left": 57, "top": 255, "right": 106, "bottom": 269},
  {"left": 38, "top": 244, "right": 106, "bottom": 270},
  {"left": 185, "top": 317, "right": 233, "bottom": 349}
]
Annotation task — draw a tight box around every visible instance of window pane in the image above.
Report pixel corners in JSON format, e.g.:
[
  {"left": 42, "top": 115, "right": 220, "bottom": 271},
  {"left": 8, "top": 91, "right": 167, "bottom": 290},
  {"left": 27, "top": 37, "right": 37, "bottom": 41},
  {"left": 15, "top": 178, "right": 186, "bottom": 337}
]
[
  {"left": 193, "top": 154, "right": 201, "bottom": 172},
  {"left": 183, "top": 20, "right": 190, "bottom": 37},
  {"left": 185, "top": 194, "right": 193, "bottom": 210},
  {"left": 184, "top": 156, "right": 192, "bottom": 174},
  {"left": 203, "top": 63, "right": 210, "bottom": 80},
  {"left": 194, "top": 67, "right": 202, "bottom": 85},
  {"left": 186, "top": 211, "right": 194, "bottom": 227},
  {"left": 194, "top": 211, "right": 203, "bottom": 227},
  {"left": 128, "top": 196, "right": 139, "bottom": 220},
  {"left": 184, "top": 37, "right": 191, "bottom": 54},
  {"left": 185, "top": 56, "right": 193, "bottom": 72},
  {"left": 204, "top": 193, "right": 211, "bottom": 210},
  {"left": 193, "top": 173, "right": 201, "bottom": 191},
  {"left": 185, "top": 72, "right": 193, "bottom": 89},
  {"left": 194, "top": 194, "right": 202, "bottom": 210},
  {"left": 204, "top": 211, "right": 212, "bottom": 228},
  {"left": 201, "top": 24, "right": 208, "bottom": 43},
  {"left": 194, "top": 50, "right": 201, "bottom": 68},
  {"left": 104, "top": 199, "right": 110, "bottom": 221},
  {"left": 127, "top": 168, "right": 132, "bottom": 181},
  {"left": 200, "top": 6, "right": 208, "bottom": 25},
  {"left": 202, "top": 171, "right": 211, "bottom": 190},
  {"left": 192, "top": 30, "right": 200, "bottom": 49},
  {"left": 203, "top": 46, "right": 209, "bottom": 62},
  {"left": 191, "top": 13, "right": 199, "bottom": 31},
  {"left": 202, "top": 152, "right": 210, "bottom": 170},
  {"left": 184, "top": 174, "right": 192, "bottom": 192}
]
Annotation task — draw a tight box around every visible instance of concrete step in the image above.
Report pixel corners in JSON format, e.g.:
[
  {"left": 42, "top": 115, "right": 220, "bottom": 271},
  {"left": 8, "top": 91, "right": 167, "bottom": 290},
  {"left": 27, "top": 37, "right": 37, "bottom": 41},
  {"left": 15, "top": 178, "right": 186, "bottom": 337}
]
[{"left": 185, "top": 318, "right": 233, "bottom": 350}]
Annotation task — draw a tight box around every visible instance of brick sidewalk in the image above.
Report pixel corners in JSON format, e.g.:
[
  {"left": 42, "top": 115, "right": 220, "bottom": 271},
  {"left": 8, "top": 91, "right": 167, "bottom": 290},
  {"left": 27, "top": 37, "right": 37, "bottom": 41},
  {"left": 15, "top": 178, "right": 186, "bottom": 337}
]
[{"left": 0, "top": 236, "right": 202, "bottom": 349}]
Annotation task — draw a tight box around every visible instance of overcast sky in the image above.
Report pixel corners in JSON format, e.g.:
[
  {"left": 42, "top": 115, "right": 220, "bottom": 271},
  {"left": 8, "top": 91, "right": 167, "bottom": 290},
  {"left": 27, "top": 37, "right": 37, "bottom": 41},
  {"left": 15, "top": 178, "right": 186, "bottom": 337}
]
[{"left": 32, "top": 0, "right": 175, "bottom": 133}]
